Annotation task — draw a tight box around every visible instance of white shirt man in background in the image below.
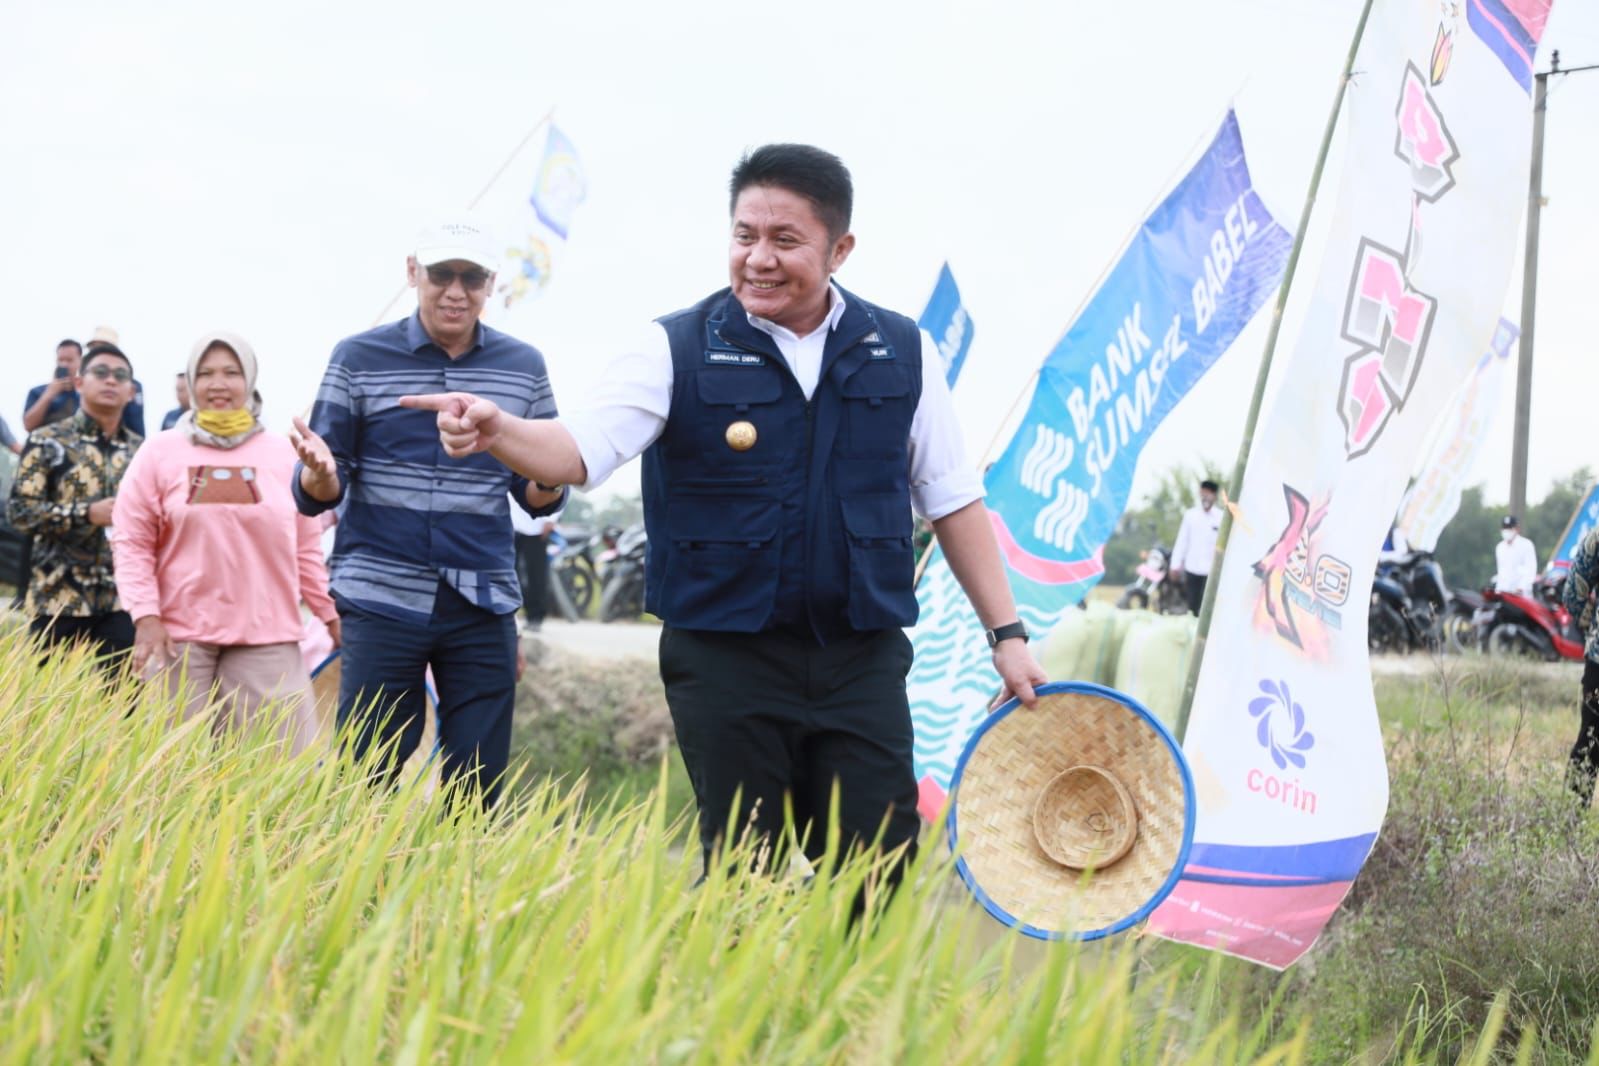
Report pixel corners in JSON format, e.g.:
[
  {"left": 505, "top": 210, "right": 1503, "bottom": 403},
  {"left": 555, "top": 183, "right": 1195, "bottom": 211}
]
[
  {"left": 1494, "top": 514, "right": 1538, "bottom": 597},
  {"left": 1170, "top": 478, "right": 1223, "bottom": 616}
]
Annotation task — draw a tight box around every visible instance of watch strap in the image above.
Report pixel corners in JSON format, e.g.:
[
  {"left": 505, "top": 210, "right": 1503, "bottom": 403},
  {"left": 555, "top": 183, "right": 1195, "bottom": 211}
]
[{"left": 985, "top": 620, "right": 1030, "bottom": 647}]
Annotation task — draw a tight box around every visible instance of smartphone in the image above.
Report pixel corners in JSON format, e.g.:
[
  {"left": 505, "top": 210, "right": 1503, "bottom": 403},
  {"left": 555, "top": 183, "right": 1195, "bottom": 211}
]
[{"left": 54, "top": 365, "right": 71, "bottom": 380}]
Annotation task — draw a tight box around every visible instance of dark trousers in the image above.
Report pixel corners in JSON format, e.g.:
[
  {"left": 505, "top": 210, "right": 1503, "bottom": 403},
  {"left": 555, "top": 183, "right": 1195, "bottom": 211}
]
[
  {"left": 30, "top": 610, "right": 134, "bottom": 666},
  {"left": 336, "top": 581, "right": 518, "bottom": 809},
  {"left": 1570, "top": 660, "right": 1599, "bottom": 806},
  {"left": 516, "top": 532, "right": 549, "bottom": 625},
  {"left": 659, "top": 625, "right": 921, "bottom": 882},
  {"left": 1183, "top": 571, "right": 1208, "bottom": 616}
]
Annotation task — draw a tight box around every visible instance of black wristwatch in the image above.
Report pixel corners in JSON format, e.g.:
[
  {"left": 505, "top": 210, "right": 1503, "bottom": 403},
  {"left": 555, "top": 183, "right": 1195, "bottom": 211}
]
[
  {"left": 534, "top": 481, "right": 561, "bottom": 493},
  {"left": 985, "top": 621, "right": 1029, "bottom": 647}
]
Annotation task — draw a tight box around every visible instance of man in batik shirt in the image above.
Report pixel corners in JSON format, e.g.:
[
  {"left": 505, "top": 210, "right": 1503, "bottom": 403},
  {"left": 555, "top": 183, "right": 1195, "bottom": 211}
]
[{"left": 7, "top": 343, "right": 143, "bottom": 662}]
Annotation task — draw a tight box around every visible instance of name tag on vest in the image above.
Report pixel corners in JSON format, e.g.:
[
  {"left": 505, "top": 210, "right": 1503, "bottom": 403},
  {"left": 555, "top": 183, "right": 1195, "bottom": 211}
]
[
  {"left": 867, "top": 346, "right": 896, "bottom": 361},
  {"left": 705, "top": 351, "right": 766, "bottom": 367}
]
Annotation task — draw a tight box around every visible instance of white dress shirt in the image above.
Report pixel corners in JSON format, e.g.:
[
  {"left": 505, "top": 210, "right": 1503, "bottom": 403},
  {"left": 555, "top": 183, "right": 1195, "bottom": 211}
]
[
  {"left": 1170, "top": 502, "right": 1223, "bottom": 576},
  {"left": 1494, "top": 534, "right": 1538, "bottom": 596},
  {"left": 561, "top": 285, "right": 984, "bottom": 520}
]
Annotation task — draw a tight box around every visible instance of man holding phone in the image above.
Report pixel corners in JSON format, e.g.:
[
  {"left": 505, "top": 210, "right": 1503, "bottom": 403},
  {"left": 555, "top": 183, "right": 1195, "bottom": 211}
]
[
  {"left": 8, "top": 343, "right": 143, "bottom": 660},
  {"left": 24, "top": 337, "right": 145, "bottom": 436}
]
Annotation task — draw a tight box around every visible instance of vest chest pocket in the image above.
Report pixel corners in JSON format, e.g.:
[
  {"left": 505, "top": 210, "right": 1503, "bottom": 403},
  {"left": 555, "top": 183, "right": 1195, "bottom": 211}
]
[
  {"left": 693, "top": 368, "right": 785, "bottom": 459},
  {"left": 839, "top": 493, "right": 918, "bottom": 631},
  {"left": 662, "top": 493, "right": 782, "bottom": 630},
  {"left": 839, "top": 364, "right": 913, "bottom": 458}
]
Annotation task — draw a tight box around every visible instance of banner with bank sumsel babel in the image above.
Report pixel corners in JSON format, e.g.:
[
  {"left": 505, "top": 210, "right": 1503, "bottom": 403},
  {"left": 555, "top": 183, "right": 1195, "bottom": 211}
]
[
  {"left": 1148, "top": 0, "right": 1552, "bottom": 969},
  {"left": 909, "top": 111, "right": 1292, "bottom": 818}
]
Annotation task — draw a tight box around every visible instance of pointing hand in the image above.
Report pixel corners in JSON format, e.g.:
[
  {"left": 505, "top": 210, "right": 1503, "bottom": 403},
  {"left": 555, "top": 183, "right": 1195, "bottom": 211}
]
[{"left": 398, "top": 392, "right": 505, "bottom": 457}]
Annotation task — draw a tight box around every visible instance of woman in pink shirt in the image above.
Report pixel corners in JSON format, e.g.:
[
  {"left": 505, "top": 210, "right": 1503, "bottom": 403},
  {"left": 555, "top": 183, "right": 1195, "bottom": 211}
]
[{"left": 112, "top": 331, "right": 339, "bottom": 753}]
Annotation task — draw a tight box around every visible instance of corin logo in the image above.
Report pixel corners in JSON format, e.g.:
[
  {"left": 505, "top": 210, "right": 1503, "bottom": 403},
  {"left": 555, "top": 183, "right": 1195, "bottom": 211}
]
[
  {"left": 1253, "top": 485, "right": 1352, "bottom": 659},
  {"left": 1244, "top": 678, "right": 1319, "bottom": 815},
  {"left": 1334, "top": 61, "right": 1458, "bottom": 459}
]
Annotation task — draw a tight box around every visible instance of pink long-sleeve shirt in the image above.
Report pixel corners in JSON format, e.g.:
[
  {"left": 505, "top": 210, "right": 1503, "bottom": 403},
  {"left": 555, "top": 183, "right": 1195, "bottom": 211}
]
[{"left": 111, "top": 428, "right": 337, "bottom": 645}]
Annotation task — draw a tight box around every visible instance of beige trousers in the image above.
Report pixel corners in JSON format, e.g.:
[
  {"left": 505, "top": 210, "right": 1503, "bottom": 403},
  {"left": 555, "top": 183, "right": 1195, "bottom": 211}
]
[{"left": 148, "top": 641, "right": 318, "bottom": 755}]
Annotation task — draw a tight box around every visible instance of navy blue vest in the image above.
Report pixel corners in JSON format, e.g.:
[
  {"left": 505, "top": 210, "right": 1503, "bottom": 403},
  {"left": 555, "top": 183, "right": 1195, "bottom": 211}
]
[{"left": 642, "top": 287, "right": 924, "bottom": 643}]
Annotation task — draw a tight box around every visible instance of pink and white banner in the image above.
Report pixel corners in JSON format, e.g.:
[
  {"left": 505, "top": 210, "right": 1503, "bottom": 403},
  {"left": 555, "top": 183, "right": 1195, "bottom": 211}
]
[{"left": 1148, "top": 0, "right": 1552, "bottom": 968}]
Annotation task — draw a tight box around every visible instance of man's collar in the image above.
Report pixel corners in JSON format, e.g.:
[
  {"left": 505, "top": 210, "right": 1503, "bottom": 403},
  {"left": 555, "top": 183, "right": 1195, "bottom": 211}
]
[
  {"left": 745, "top": 283, "right": 847, "bottom": 341},
  {"left": 404, "top": 309, "right": 485, "bottom": 356},
  {"left": 73, "top": 407, "right": 124, "bottom": 442}
]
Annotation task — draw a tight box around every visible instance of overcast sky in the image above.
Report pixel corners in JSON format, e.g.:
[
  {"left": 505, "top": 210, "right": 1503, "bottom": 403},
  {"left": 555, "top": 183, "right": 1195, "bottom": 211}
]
[{"left": 5, "top": 0, "right": 1597, "bottom": 513}]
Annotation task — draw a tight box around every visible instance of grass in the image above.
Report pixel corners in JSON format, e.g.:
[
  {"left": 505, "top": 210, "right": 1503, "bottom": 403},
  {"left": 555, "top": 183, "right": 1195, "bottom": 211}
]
[
  {"left": 0, "top": 626, "right": 1593, "bottom": 1062},
  {"left": 0, "top": 628, "right": 1326, "bottom": 1064}
]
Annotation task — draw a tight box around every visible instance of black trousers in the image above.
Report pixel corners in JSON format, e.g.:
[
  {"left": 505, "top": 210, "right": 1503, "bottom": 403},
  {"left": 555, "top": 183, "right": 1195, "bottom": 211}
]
[
  {"left": 1570, "top": 660, "right": 1599, "bottom": 807},
  {"left": 335, "top": 582, "right": 518, "bottom": 810},
  {"left": 30, "top": 610, "right": 134, "bottom": 666},
  {"left": 659, "top": 625, "right": 921, "bottom": 880},
  {"left": 515, "top": 532, "right": 549, "bottom": 625},
  {"left": 1183, "top": 571, "right": 1208, "bottom": 616}
]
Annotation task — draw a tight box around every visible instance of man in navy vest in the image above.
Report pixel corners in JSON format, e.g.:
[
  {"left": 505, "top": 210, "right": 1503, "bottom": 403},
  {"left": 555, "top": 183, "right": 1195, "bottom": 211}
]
[{"left": 402, "top": 145, "right": 1046, "bottom": 883}]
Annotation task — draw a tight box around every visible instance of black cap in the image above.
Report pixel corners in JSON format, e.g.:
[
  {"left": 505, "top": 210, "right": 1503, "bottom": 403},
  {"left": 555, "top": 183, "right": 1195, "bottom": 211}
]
[
  {"left": 1200, "top": 479, "right": 1220, "bottom": 492},
  {"left": 1501, "top": 514, "right": 1519, "bottom": 529}
]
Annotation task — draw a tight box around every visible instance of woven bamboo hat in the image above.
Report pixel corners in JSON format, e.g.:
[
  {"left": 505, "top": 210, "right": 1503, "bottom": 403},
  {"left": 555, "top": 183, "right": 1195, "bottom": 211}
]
[{"left": 947, "top": 681, "right": 1194, "bottom": 940}]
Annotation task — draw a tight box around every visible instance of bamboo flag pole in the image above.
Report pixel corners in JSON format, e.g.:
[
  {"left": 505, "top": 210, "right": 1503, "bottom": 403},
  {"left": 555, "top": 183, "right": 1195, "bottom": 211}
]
[
  {"left": 1172, "top": 0, "right": 1377, "bottom": 745},
  {"left": 367, "top": 106, "right": 559, "bottom": 327}
]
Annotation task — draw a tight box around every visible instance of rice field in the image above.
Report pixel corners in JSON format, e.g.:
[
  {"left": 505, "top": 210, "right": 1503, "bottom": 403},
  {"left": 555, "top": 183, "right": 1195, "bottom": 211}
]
[{"left": 0, "top": 629, "right": 1556, "bottom": 1063}]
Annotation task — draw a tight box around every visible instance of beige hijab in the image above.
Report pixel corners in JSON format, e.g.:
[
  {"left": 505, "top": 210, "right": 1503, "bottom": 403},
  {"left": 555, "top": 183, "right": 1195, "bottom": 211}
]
[{"left": 179, "top": 330, "right": 265, "bottom": 449}]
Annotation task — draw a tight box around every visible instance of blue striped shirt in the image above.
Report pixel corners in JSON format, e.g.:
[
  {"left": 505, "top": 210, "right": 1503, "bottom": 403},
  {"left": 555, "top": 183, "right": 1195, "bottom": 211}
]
[{"left": 293, "top": 312, "right": 564, "bottom": 624}]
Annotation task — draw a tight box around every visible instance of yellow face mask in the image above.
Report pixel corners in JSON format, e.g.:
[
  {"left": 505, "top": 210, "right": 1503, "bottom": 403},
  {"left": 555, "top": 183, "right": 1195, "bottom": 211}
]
[{"left": 193, "top": 409, "right": 257, "bottom": 437}]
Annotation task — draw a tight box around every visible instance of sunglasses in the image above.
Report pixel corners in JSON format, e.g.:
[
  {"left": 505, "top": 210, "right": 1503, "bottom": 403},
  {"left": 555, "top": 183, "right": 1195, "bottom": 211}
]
[
  {"left": 85, "top": 365, "right": 132, "bottom": 383},
  {"left": 425, "top": 264, "right": 492, "bottom": 292}
]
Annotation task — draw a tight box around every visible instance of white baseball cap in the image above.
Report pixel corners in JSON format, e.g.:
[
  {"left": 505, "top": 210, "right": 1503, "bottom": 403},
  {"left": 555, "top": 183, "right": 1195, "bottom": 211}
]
[{"left": 413, "top": 218, "right": 501, "bottom": 271}]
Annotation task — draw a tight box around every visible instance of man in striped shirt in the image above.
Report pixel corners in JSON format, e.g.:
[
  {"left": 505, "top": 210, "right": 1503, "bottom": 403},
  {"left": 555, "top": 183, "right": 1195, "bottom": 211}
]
[{"left": 291, "top": 219, "right": 565, "bottom": 808}]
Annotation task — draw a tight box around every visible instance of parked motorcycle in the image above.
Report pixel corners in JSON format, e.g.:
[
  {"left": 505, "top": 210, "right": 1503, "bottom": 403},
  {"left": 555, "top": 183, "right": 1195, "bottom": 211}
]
[
  {"left": 1115, "top": 546, "right": 1186, "bottom": 614},
  {"left": 598, "top": 523, "right": 648, "bottom": 623},
  {"left": 1477, "top": 568, "right": 1585, "bottom": 661},
  {"left": 1369, "top": 550, "right": 1450, "bottom": 653},
  {"left": 1444, "top": 586, "right": 1486, "bottom": 653},
  {"left": 549, "top": 525, "right": 607, "bottom": 617}
]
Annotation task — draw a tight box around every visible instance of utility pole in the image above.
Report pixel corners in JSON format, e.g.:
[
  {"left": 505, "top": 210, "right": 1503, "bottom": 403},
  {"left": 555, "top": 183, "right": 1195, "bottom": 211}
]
[{"left": 1510, "top": 52, "right": 1599, "bottom": 518}]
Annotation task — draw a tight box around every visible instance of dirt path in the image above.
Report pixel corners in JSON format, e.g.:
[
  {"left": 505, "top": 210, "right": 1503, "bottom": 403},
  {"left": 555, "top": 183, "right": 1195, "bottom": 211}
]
[{"left": 529, "top": 619, "right": 661, "bottom": 662}]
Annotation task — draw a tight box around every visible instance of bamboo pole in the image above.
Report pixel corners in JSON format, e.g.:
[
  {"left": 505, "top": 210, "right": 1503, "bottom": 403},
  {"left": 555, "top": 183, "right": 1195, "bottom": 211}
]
[{"left": 1172, "top": 0, "right": 1378, "bottom": 745}]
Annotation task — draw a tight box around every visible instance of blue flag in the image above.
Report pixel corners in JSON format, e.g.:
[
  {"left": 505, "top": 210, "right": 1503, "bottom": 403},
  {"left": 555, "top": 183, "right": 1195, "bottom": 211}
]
[
  {"left": 529, "top": 125, "right": 587, "bottom": 240},
  {"left": 909, "top": 110, "right": 1293, "bottom": 813},
  {"left": 1552, "top": 481, "right": 1599, "bottom": 569},
  {"left": 917, "top": 263, "right": 974, "bottom": 387}
]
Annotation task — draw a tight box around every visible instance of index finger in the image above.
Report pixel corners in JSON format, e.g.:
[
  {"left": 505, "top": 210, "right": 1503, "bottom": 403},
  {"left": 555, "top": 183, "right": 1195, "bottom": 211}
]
[
  {"left": 291, "top": 415, "right": 318, "bottom": 439},
  {"left": 398, "top": 393, "right": 460, "bottom": 413}
]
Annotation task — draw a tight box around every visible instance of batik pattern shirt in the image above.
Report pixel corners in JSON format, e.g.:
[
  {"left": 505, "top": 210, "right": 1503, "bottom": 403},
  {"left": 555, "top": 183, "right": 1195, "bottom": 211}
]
[
  {"left": 1562, "top": 527, "right": 1599, "bottom": 663},
  {"left": 6, "top": 410, "right": 141, "bottom": 618}
]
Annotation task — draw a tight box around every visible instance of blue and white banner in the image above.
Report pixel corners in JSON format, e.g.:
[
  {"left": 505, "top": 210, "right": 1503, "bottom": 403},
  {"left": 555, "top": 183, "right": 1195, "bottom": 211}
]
[
  {"left": 1551, "top": 481, "right": 1599, "bottom": 569},
  {"left": 918, "top": 263, "right": 975, "bottom": 388},
  {"left": 910, "top": 111, "right": 1291, "bottom": 818},
  {"left": 477, "top": 122, "right": 588, "bottom": 317}
]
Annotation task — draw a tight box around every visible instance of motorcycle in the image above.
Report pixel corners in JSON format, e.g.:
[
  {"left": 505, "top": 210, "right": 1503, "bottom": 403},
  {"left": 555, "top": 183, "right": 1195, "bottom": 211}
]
[
  {"left": 1115, "top": 546, "right": 1186, "bottom": 614},
  {"left": 1444, "top": 586, "right": 1486, "bottom": 653},
  {"left": 1369, "top": 550, "right": 1450, "bottom": 653},
  {"left": 549, "top": 525, "right": 608, "bottom": 618},
  {"left": 598, "top": 523, "right": 648, "bottom": 623},
  {"left": 1477, "top": 568, "right": 1585, "bottom": 661}
]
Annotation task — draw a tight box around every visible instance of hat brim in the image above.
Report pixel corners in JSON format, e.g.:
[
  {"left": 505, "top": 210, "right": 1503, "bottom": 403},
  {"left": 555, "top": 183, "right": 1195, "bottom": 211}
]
[
  {"left": 947, "top": 681, "right": 1195, "bottom": 941},
  {"left": 415, "top": 247, "right": 499, "bottom": 271}
]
